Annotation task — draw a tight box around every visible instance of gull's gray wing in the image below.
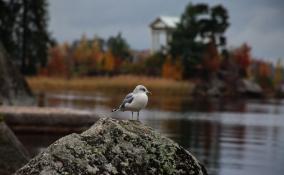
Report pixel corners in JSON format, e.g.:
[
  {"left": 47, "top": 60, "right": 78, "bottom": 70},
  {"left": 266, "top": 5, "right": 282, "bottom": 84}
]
[{"left": 120, "top": 92, "right": 134, "bottom": 110}]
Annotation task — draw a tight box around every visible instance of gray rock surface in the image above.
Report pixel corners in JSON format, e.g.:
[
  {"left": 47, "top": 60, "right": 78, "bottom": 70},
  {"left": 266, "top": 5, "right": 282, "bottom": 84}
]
[
  {"left": 237, "top": 79, "right": 262, "bottom": 94},
  {"left": 0, "top": 42, "right": 34, "bottom": 105},
  {"left": 0, "top": 120, "right": 30, "bottom": 175},
  {"left": 15, "top": 117, "right": 207, "bottom": 175}
]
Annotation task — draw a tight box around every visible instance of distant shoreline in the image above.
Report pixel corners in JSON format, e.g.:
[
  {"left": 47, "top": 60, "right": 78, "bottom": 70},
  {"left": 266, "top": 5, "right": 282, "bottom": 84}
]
[{"left": 26, "top": 75, "right": 194, "bottom": 96}]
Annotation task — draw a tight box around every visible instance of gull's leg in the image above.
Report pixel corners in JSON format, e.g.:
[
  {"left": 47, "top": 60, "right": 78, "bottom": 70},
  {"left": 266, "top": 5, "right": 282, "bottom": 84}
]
[
  {"left": 137, "top": 111, "right": 140, "bottom": 121},
  {"left": 131, "top": 112, "right": 133, "bottom": 120}
]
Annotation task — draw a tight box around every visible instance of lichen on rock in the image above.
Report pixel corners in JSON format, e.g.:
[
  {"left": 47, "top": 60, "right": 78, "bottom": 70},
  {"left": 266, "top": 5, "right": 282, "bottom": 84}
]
[{"left": 15, "top": 117, "right": 207, "bottom": 175}]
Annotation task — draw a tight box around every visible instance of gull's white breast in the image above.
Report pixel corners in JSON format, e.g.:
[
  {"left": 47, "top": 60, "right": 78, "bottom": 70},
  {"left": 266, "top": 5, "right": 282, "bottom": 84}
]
[{"left": 125, "top": 93, "right": 148, "bottom": 111}]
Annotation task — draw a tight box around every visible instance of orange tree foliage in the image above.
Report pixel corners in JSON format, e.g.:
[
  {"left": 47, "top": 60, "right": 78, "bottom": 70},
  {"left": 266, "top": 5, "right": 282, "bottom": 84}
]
[
  {"left": 43, "top": 33, "right": 135, "bottom": 77},
  {"left": 231, "top": 43, "right": 252, "bottom": 77},
  {"left": 45, "top": 44, "right": 69, "bottom": 77},
  {"left": 258, "top": 61, "right": 272, "bottom": 78},
  {"left": 89, "top": 39, "right": 104, "bottom": 72},
  {"left": 232, "top": 43, "right": 252, "bottom": 69},
  {"left": 102, "top": 51, "right": 115, "bottom": 73},
  {"left": 162, "top": 57, "right": 183, "bottom": 80},
  {"left": 251, "top": 60, "right": 274, "bottom": 89},
  {"left": 73, "top": 34, "right": 90, "bottom": 63}
]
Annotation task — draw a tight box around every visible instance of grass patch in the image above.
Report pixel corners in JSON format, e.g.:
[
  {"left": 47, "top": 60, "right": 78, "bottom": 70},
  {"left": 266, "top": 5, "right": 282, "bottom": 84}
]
[{"left": 26, "top": 75, "right": 194, "bottom": 96}]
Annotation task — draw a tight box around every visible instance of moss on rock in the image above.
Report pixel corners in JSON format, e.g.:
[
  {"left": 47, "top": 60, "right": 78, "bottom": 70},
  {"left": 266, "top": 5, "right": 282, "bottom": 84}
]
[{"left": 15, "top": 118, "right": 207, "bottom": 175}]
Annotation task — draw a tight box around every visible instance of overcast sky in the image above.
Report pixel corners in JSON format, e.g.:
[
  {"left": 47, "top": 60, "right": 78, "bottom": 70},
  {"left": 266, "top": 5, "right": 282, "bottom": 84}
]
[{"left": 48, "top": 0, "right": 284, "bottom": 62}]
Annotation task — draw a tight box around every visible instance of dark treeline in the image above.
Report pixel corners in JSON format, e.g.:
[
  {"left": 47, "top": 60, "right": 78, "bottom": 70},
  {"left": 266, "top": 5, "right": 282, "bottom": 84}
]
[{"left": 0, "top": 0, "right": 52, "bottom": 75}]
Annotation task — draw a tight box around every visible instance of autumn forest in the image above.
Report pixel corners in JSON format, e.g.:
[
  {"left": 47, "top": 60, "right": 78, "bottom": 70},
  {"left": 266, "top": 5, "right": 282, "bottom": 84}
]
[{"left": 1, "top": 1, "right": 284, "bottom": 97}]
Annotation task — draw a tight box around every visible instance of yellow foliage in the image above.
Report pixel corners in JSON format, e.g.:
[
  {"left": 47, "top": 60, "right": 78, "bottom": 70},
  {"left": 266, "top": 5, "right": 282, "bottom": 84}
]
[
  {"left": 45, "top": 44, "right": 69, "bottom": 77},
  {"left": 73, "top": 34, "right": 91, "bottom": 63},
  {"left": 89, "top": 39, "right": 103, "bottom": 69},
  {"left": 274, "top": 59, "right": 283, "bottom": 87},
  {"left": 102, "top": 52, "right": 115, "bottom": 72}
]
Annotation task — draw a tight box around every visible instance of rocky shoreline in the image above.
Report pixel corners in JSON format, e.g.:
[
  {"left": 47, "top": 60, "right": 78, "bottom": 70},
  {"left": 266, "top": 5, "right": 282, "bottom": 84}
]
[{"left": 0, "top": 106, "right": 99, "bottom": 133}]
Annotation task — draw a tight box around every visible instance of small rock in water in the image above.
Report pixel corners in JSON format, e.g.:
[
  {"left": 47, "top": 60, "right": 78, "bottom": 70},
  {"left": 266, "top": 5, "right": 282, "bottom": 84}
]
[{"left": 15, "top": 117, "right": 208, "bottom": 175}]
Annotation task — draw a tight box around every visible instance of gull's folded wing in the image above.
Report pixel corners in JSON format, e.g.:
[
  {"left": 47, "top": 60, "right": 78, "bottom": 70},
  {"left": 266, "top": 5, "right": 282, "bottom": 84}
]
[{"left": 120, "top": 93, "right": 134, "bottom": 109}]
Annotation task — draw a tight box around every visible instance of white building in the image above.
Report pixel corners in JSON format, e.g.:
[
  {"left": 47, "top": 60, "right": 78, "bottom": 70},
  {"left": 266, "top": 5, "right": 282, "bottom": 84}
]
[{"left": 149, "top": 16, "right": 180, "bottom": 53}]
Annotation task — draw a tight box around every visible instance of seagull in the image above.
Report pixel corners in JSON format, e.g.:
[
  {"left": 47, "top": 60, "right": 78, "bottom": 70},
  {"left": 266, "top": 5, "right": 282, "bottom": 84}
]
[{"left": 112, "top": 85, "right": 151, "bottom": 120}]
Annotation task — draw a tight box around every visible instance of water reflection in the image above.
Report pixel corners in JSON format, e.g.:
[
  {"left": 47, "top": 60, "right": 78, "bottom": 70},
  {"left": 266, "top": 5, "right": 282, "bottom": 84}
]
[
  {"left": 18, "top": 91, "right": 284, "bottom": 175},
  {"left": 144, "top": 112, "right": 284, "bottom": 175},
  {"left": 41, "top": 91, "right": 284, "bottom": 114}
]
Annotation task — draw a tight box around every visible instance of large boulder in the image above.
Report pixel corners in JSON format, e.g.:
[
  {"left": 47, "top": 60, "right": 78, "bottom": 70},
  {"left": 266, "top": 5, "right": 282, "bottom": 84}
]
[
  {"left": 15, "top": 118, "right": 207, "bottom": 175},
  {"left": 0, "top": 43, "right": 34, "bottom": 105},
  {"left": 0, "top": 119, "right": 30, "bottom": 175}
]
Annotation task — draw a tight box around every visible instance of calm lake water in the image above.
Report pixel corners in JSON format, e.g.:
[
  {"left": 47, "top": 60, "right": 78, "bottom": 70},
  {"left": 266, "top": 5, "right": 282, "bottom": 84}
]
[{"left": 17, "top": 91, "right": 284, "bottom": 175}]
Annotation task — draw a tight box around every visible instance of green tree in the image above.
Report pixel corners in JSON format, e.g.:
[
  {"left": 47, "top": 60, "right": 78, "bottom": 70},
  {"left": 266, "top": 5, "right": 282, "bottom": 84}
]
[
  {"left": 107, "top": 32, "right": 131, "bottom": 61},
  {"left": 107, "top": 33, "right": 131, "bottom": 73},
  {"left": 0, "top": 0, "right": 21, "bottom": 61},
  {"left": 20, "top": 0, "right": 52, "bottom": 74},
  {"left": 169, "top": 3, "right": 229, "bottom": 78}
]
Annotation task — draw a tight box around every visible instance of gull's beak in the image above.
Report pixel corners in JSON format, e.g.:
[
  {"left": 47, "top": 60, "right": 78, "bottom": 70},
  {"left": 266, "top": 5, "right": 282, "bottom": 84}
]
[{"left": 147, "top": 90, "right": 152, "bottom": 95}]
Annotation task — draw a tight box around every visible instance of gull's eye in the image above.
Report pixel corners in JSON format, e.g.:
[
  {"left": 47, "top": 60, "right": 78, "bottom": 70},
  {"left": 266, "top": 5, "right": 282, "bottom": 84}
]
[{"left": 140, "top": 88, "right": 146, "bottom": 91}]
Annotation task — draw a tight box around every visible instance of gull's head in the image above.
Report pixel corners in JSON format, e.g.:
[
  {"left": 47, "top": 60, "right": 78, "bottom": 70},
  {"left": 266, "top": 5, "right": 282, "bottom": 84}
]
[{"left": 133, "top": 85, "right": 151, "bottom": 94}]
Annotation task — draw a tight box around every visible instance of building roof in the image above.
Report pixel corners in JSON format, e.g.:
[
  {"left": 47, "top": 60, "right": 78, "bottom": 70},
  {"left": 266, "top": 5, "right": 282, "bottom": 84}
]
[{"left": 150, "top": 16, "right": 180, "bottom": 30}]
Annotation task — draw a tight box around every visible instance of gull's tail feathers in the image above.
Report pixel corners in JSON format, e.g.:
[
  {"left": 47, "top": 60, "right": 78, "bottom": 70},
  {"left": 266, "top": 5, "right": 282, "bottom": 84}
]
[{"left": 112, "top": 104, "right": 124, "bottom": 112}]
